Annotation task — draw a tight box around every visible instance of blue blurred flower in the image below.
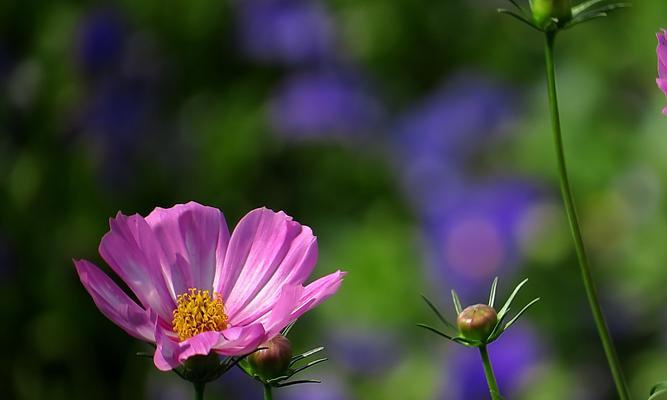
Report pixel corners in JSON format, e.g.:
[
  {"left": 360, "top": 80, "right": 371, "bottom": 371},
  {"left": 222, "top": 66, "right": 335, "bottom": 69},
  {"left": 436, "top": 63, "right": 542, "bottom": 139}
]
[
  {"left": 146, "top": 373, "right": 190, "bottom": 400},
  {"left": 236, "top": 0, "right": 337, "bottom": 66},
  {"left": 213, "top": 366, "right": 262, "bottom": 400},
  {"left": 82, "top": 78, "right": 155, "bottom": 147},
  {"left": 442, "top": 323, "right": 543, "bottom": 400},
  {"left": 422, "top": 180, "right": 542, "bottom": 300},
  {"left": 75, "top": 8, "right": 126, "bottom": 74},
  {"left": 391, "top": 74, "right": 517, "bottom": 215},
  {"left": 269, "top": 70, "right": 384, "bottom": 140},
  {"left": 392, "top": 73, "right": 515, "bottom": 169},
  {"left": 326, "top": 326, "right": 401, "bottom": 376},
  {"left": 73, "top": 11, "right": 169, "bottom": 188}
]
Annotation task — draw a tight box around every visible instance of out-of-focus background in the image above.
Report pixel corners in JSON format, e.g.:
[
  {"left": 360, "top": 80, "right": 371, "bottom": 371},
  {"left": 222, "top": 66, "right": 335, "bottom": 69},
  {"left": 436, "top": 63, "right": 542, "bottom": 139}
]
[{"left": 1, "top": 1, "right": 667, "bottom": 399}]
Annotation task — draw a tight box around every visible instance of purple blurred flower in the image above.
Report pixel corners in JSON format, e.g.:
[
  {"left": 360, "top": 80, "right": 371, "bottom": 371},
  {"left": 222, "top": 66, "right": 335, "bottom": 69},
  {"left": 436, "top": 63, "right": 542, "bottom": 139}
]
[
  {"left": 146, "top": 374, "right": 191, "bottom": 400},
  {"left": 657, "top": 29, "right": 667, "bottom": 115},
  {"left": 392, "top": 74, "right": 515, "bottom": 170},
  {"left": 391, "top": 74, "right": 516, "bottom": 215},
  {"left": 76, "top": 9, "right": 126, "bottom": 74},
  {"left": 214, "top": 366, "right": 262, "bottom": 400},
  {"left": 326, "top": 326, "right": 401, "bottom": 376},
  {"left": 422, "top": 180, "right": 542, "bottom": 300},
  {"left": 73, "top": 16, "right": 169, "bottom": 188},
  {"left": 443, "top": 323, "right": 543, "bottom": 400},
  {"left": 269, "top": 71, "right": 384, "bottom": 140},
  {"left": 83, "top": 78, "right": 154, "bottom": 145},
  {"left": 236, "top": 0, "right": 337, "bottom": 65}
]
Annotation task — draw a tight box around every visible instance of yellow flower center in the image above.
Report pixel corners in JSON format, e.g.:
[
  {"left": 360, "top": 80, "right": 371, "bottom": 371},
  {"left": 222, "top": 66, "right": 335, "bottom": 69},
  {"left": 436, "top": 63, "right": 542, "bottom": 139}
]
[{"left": 172, "top": 288, "right": 229, "bottom": 341}]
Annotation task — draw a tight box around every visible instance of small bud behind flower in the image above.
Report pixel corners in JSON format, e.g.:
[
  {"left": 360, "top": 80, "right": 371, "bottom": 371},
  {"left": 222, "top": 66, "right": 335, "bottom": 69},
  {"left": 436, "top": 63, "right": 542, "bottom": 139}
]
[
  {"left": 457, "top": 304, "right": 498, "bottom": 341},
  {"left": 529, "top": 0, "right": 572, "bottom": 27},
  {"left": 249, "top": 335, "right": 293, "bottom": 380}
]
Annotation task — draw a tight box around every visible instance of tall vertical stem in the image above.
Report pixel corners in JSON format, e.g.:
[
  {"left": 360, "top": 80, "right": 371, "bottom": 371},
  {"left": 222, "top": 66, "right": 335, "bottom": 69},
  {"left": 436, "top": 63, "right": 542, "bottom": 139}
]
[
  {"left": 479, "top": 345, "right": 502, "bottom": 400},
  {"left": 194, "top": 382, "right": 205, "bottom": 400},
  {"left": 264, "top": 384, "right": 273, "bottom": 400},
  {"left": 544, "top": 30, "right": 630, "bottom": 400}
]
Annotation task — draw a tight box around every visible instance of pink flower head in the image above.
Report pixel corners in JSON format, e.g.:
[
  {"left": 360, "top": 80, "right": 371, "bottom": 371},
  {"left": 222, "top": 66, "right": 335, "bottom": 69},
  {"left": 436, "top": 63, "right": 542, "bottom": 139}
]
[
  {"left": 657, "top": 29, "right": 667, "bottom": 115},
  {"left": 74, "top": 202, "right": 345, "bottom": 371}
]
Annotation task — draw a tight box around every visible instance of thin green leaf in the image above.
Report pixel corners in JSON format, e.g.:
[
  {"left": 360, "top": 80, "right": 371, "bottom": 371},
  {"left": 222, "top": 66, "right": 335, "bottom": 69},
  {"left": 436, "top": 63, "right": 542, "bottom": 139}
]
[
  {"left": 487, "top": 310, "right": 511, "bottom": 342},
  {"left": 135, "top": 352, "right": 153, "bottom": 358},
  {"left": 290, "top": 347, "right": 324, "bottom": 366},
  {"left": 421, "top": 295, "right": 455, "bottom": 330},
  {"left": 488, "top": 277, "right": 499, "bottom": 308},
  {"left": 276, "top": 379, "right": 321, "bottom": 388},
  {"left": 497, "top": 278, "right": 528, "bottom": 318},
  {"left": 266, "top": 374, "right": 291, "bottom": 384},
  {"left": 649, "top": 389, "right": 667, "bottom": 400},
  {"left": 651, "top": 382, "right": 667, "bottom": 396},
  {"left": 503, "top": 298, "right": 541, "bottom": 331},
  {"left": 417, "top": 323, "right": 455, "bottom": 341},
  {"left": 281, "top": 321, "right": 297, "bottom": 337},
  {"left": 451, "top": 289, "right": 463, "bottom": 314},
  {"left": 506, "top": 0, "right": 524, "bottom": 12},
  {"left": 453, "top": 337, "right": 480, "bottom": 347},
  {"left": 569, "top": 2, "right": 629, "bottom": 28},
  {"left": 498, "top": 9, "right": 542, "bottom": 31},
  {"left": 586, "top": 2, "right": 630, "bottom": 13},
  {"left": 290, "top": 358, "right": 328, "bottom": 377},
  {"left": 566, "top": 12, "right": 609, "bottom": 28},
  {"left": 222, "top": 353, "right": 257, "bottom": 372},
  {"left": 172, "top": 367, "right": 186, "bottom": 380},
  {"left": 572, "top": 0, "right": 609, "bottom": 15}
]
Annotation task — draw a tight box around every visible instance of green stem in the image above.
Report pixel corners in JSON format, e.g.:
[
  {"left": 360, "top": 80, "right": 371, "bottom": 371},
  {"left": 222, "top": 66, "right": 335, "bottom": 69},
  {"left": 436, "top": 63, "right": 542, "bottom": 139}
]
[
  {"left": 264, "top": 384, "right": 273, "bottom": 400},
  {"left": 194, "top": 382, "right": 205, "bottom": 400},
  {"left": 544, "top": 30, "right": 630, "bottom": 400},
  {"left": 479, "top": 346, "right": 502, "bottom": 400}
]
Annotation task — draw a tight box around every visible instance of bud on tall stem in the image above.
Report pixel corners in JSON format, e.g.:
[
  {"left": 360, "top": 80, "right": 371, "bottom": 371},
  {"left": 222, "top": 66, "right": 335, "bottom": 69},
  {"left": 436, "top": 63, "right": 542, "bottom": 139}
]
[
  {"left": 529, "top": 0, "right": 572, "bottom": 27},
  {"left": 249, "top": 335, "right": 293, "bottom": 380}
]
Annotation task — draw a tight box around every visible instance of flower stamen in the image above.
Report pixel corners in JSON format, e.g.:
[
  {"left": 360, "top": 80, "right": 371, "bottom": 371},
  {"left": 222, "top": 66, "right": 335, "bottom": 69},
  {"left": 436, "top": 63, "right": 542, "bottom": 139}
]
[{"left": 172, "top": 288, "right": 228, "bottom": 341}]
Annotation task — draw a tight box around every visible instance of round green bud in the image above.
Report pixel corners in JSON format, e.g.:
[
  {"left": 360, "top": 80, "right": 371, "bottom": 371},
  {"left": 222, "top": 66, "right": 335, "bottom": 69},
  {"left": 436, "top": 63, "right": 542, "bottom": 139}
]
[
  {"left": 529, "top": 0, "right": 572, "bottom": 27},
  {"left": 249, "top": 335, "right": 293, "bottom": 380},
  {"left": 457, "top": 304, "right": 498, "bottom": 341}
]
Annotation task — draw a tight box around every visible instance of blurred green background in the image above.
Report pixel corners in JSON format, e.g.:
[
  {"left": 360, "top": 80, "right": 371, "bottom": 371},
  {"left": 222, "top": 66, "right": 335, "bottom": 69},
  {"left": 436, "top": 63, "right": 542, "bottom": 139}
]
[{"left": 1, "top": 0, "right": 667, "bottom": 399}]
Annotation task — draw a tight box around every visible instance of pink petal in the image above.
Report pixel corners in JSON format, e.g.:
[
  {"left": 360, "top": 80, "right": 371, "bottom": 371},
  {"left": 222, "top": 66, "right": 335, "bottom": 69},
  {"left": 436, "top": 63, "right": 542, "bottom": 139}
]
[
  {"left": 153, "top": 324, "right": 266, "bottom": 370},
  {"left": 290, "top": 270, "right": 346, "bottom": 321},
  {"left": 213, "top": 324, "right": 266, "bottom": 355},
  {"left": 219, "top": 208, "right": 303, "bottom": 316},
  {"left": 145, "top": 202, "right": 230, "bottom": 296},
  {"left": 232, "top": 272, "right": 344, "bottom": 339},
  {"left": 663, "top": 106, "right": 667, "bottom": 115},
  {"left": 230, "top": 226, "right": 317, "bottom": 323},
  {"left": 658, "top": 30, "right": 667, "bottom": 71},
  {"left": 154, "top": 325, "right": 187, "bottom": 371},
  {"left": 658, "top": 78, "right": 667, "bottom": 96},
  {"left": 74, "top": 259, "right": 155, "bottom": 342},
  {"left": 100, "top": 213, "right": 175, "bottom": 322},
  {"left": 245, "top": 285, "right": 305, "bottom": 337}
]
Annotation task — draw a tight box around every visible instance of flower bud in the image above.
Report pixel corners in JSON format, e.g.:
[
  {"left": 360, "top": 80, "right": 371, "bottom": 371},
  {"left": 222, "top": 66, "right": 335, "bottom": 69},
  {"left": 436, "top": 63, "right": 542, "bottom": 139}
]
[
  {"left": 457, "top": 304, "right": 498, "bottom": 341},
  {"left": 249, "top": 335, "right": 293, "bottom": 380},
  {"left": 529, "top": 0, "right": 572, "bottom": 27}
]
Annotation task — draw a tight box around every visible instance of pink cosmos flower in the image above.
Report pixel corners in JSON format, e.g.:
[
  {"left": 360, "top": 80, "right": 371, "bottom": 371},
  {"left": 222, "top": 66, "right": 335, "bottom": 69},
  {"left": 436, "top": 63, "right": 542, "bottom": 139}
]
[
  {"left": 74, "top": 202, "right": 345, "bottom": 371},
  {"left": 658, "top": 29, "right": 667, "bottom": 115}
]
